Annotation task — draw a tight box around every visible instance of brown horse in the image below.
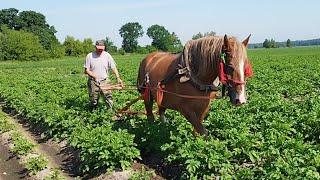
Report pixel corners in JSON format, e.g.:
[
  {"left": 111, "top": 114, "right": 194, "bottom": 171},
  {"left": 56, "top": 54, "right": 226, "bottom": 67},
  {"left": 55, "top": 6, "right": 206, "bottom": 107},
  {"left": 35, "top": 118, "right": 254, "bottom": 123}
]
[{"left": 137, "top": 35, "right": 253, "bottom": 135}]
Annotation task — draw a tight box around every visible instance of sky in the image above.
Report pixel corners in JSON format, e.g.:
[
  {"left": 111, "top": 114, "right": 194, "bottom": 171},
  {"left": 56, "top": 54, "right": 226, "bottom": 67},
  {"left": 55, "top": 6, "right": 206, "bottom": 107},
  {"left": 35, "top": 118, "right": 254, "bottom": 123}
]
[{"left": 1, "top": 0, "right": 319, "bottom": 47}]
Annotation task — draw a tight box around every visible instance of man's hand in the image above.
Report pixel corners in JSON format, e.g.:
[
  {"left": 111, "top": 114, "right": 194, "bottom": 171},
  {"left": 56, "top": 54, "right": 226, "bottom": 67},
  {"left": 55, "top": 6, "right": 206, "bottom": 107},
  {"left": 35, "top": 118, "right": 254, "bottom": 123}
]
[
  {"left": 85, "top": 68, "right": 98, "bottom": 82},
  {"left": 117, "top": 77, "right": 124, "bottom": 88}
]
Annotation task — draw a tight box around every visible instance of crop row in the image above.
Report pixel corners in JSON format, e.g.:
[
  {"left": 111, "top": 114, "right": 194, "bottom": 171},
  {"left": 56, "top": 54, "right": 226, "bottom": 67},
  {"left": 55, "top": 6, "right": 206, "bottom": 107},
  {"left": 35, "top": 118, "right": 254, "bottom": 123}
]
[{"left": 0, "top": 48, "right": 320, "bottom": 178}]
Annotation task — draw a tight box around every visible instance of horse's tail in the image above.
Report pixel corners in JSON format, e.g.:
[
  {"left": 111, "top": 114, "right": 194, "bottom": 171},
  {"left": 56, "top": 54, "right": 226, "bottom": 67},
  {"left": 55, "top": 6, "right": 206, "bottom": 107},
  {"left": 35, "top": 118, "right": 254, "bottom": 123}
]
[
  {"left": 137, "top": 58, "right": 153, "bottom": 103},
  {"left": 137, "top": 63, "right": 143, "bottom": 93},
  {"left": 137, "top": 57, "right": 148, "bottom": 93}
]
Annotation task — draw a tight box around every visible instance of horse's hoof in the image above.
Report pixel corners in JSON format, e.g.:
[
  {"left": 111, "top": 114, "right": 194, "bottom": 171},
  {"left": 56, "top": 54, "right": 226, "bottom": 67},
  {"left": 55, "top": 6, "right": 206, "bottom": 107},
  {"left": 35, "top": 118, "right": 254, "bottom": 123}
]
[
  {"left": 160, "top": 115, "right": 168, "bottom": 123},
  {"left": 147, "top": 116, "right": 155, "bottom": 122}
]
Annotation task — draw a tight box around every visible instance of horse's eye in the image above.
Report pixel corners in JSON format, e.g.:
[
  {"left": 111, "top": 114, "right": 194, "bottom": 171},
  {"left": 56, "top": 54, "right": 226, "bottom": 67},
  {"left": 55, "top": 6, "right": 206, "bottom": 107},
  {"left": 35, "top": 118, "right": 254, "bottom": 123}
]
[{"left": 226, "top": 65, "right": 234, "bottom": 74}]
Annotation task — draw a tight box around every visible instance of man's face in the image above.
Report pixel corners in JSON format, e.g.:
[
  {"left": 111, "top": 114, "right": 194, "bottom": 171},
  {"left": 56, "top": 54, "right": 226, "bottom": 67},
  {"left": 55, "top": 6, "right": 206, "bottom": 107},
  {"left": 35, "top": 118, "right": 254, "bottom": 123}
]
[{"left": 96, "top": 46, "right": 105, "bottom": 54}]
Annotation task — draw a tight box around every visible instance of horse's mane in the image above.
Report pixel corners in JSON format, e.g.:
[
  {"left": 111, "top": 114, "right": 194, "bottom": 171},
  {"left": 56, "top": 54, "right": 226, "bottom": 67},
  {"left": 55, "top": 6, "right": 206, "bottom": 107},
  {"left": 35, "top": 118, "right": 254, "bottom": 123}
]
[{"left": 183, "top": 36, "right": 247, "bottom": 82}]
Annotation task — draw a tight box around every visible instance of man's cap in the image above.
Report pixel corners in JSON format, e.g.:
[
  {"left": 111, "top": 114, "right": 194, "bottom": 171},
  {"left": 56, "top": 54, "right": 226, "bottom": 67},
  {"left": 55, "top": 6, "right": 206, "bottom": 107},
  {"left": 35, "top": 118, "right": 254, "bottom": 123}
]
[{"left": 95, "top": 40, "right": 105, "bottom": 49}]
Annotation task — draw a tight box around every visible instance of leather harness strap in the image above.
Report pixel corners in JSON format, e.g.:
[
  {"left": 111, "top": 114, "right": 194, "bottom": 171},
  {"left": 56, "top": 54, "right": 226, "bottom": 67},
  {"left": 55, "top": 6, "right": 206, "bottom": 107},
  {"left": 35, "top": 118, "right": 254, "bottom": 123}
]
[{"left": 174, "top": 53, "right": 218, "bottom": 92}]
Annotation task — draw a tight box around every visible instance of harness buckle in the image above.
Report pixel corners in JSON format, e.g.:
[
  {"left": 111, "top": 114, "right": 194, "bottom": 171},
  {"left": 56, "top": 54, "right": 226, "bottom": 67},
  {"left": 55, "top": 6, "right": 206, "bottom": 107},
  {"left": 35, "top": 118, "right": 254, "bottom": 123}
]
[{"left": 178, "top": 67, "right": 188, "bottom": 75}]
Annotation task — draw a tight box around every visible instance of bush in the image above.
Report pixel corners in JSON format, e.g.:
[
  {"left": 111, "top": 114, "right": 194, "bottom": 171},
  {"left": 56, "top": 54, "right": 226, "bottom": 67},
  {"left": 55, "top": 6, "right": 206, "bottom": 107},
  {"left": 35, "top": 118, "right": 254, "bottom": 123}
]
[
  {"left": 49, "top": 43, "right": 65, "bottom": 58},
  {"left": 136, "top": 46, "right": 148, "bottom": 54},
  {"left": 63, "top": 36, "right": 95, "bottom": 57},
  {"left": 0, "top": 26, "right": 49, "bottom": 60},
  {"left": 145, "top": 45, "right": 157, "bottom": 53},
  {"left": 118, "top": 48, "right": 126, "bottom": 55},
  {"left": 107, "top": 45, "right": 118, "bottom": 54},
  {"left": 63, "top": 36, "right": 84, "bottom": 57},
  {"left": 82, "top": 38, "right": 95, "bottom": 55},
  {"left": 0, "top": 32, "right": 4, "bottom": 60}
]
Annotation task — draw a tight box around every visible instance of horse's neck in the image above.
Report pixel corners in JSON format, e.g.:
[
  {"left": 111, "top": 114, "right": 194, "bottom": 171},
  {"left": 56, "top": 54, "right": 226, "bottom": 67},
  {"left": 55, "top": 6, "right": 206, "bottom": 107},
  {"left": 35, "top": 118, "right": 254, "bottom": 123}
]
[
  {"left": 179, "top": 53, "right": 218, "bottom": 85},
  {"left": 194, "top": 59, "right": 218, "bottom": 84}
]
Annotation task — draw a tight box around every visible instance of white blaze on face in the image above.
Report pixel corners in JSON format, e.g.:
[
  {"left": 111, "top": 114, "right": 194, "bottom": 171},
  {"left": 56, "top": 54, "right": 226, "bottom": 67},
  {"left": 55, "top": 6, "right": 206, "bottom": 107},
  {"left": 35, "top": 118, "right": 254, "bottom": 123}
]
[{"left": 237, "top": 59, "right": 246, "bottom": 104}]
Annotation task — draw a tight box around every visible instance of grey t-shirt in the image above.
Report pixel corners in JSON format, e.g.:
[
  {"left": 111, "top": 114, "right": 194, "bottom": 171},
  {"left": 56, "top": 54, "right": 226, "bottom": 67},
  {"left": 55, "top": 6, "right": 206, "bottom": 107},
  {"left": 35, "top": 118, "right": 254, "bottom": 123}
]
[{"left": 83, "top": 51, "right": 116, "bottom": 81}]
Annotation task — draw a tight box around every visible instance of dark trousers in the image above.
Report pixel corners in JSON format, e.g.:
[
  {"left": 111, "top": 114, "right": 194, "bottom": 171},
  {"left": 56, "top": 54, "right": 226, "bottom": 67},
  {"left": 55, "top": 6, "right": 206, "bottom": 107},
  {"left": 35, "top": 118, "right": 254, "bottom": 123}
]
[{"left": 87, "top": 79, "right": 113, "bottom": 109}]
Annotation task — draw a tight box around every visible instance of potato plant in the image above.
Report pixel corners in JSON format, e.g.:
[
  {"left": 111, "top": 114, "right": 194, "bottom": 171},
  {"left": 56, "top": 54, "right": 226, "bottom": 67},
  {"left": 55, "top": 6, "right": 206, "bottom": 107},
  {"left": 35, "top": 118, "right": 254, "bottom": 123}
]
[{"left": 0, "top": 48, "right": 320, "bottom": 178}]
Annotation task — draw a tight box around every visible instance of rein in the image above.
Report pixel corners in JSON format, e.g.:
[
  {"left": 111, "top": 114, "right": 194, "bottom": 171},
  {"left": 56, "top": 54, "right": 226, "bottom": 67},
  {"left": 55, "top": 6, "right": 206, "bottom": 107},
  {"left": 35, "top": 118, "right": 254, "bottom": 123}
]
[
  {"left": 142, "top": 82, "right": 216, "bottom": 107},
  {"left": 114, "top": 83, "right": 216, "bottom": 115},
  {"left": 100, "top": 84, "right": 215, "bottom": 100}
]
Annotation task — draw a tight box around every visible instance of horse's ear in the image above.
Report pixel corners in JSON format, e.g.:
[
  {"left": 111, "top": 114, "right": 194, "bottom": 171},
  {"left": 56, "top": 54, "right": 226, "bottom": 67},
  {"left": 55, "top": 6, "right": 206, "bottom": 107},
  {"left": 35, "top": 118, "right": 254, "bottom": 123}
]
[
  {"left": 242, "top": 34, "right": 251, "bottom": 47},
  {"left": 224, "top": 34, "right": 228, "bottom": 47}
]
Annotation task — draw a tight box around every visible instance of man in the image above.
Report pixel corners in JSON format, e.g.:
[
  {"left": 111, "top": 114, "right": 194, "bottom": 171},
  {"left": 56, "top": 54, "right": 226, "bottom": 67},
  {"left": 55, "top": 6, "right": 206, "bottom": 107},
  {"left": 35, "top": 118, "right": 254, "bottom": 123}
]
[{"left": 84, "top": 40, "right": 123, "bottom": 110}]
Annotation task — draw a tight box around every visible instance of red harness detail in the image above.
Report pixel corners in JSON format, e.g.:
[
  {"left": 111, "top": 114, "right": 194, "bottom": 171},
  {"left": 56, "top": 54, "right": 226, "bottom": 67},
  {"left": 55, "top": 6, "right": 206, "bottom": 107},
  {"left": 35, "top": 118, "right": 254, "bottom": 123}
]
[
  {"left": 156, "top": 82, "right": 164, "bottom": 107},
  {"left": 244, "top": 62, "right": 254, "bottom": 78},
  {"left": 218, "top": 61, "right": 228, "bottom": 85},
  {"left": 218, "top": 60, "right": 253, "bottom": 85},
  {"left": 143, "top": 83, "right": 151, "bottom": 102}
]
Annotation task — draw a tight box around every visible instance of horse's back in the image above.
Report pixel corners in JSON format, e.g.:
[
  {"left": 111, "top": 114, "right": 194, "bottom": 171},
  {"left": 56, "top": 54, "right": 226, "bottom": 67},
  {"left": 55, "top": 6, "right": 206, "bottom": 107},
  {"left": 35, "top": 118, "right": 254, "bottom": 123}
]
[{"left": 137, "top": 52, "right": 180, "bottom": 89}]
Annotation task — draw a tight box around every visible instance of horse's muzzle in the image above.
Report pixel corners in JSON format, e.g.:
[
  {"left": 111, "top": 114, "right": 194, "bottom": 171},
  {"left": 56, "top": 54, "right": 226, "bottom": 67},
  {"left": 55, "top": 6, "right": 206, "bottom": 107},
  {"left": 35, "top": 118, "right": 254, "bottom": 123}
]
[{"left": 234, "top": 99, "right": 246, "bottom": 106}]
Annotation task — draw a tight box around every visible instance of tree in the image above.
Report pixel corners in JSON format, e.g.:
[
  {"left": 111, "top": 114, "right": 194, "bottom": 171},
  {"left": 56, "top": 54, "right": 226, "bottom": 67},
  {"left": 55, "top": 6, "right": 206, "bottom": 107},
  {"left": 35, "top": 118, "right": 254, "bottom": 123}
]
[
  {"left": 0, "top": 8, "right": 19, "bottom": 29},
  {"left": 82, "top": 38, "right": 94, "bottom": 55},
  {"left": 48, "top": 43, "right": 65, "bottom": 59},
  {"left": 263, "top": 38, "right": 279, "bottom": 48},
  {"left": 0, "top": 8, "right": 61, "bottom": 59},
  {"left": 263, "top": 39, "right": 271, "bottom": 48},
  {"left": 105, "top": 37, "right": 117, "bottom": 53},
  {"left": 63, "top": 36, "right": 84, "bottom": 57},
  {"left": 16, "top": 10, "right": 47, "bottom": 29},
  {"left": 63, "top": 36, "right": 96, "bottom": 57},
  {"left": 204, "top": 31, "right": 216, "bottom": 37},
  {"left": 270, "top": 39, "right": 277, "bottom": 48},
  {"left": 0, "top": 30, "right": 4, "bottom": 60},
  {"left": 119, "top": 22, "right": 143, "bottom": 53},
  {"left": 192, "top": 31, "right": 216, "bottom": 40},
  {"left": 168, "top": 32, "right": 183, "bottom": 52},
  {"left": 17, "top": 10, "right": 58, "bottom": 50},
  {"left": 286, "top": 39, "right": 291, "bottom": 48},
  {"left": 147, "top": 24, "right": 171, "bottom": 51},
  {"left": 192, "top": 32, "right": 203, "bottom": 40},
  {"left": 147, "top": 25, "right": 183, "bottom": 52}
]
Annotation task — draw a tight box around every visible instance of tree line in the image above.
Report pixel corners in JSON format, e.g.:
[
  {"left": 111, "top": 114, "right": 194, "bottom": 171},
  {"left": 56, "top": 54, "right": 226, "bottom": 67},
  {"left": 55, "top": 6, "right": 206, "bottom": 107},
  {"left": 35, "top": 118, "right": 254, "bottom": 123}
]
[
  {"left": 0, "top": 8, "right": 216, "bottom": 61},
  {"left": 249, "top": 38, "right": 320, "bottom": 49}
]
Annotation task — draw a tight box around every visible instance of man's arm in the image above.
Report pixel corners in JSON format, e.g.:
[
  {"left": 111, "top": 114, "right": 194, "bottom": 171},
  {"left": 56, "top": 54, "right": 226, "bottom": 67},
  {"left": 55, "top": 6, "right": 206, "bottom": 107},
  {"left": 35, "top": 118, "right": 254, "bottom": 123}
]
[
  {"left": 111, "top": 68, "right": 124, "bottom": 87},
  {"left": 84, "top": 68, "right": 97, "bottom": 81}
]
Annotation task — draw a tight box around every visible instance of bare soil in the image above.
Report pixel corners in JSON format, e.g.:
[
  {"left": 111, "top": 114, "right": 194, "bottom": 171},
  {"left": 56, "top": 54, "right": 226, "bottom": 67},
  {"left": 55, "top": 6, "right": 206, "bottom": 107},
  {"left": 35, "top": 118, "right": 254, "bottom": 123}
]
[
  {"left": 0, "top": 141, "right": 28, "bottom": 180},
  {"left": 1, "top": 105, "right": 169, "bottom": 180}
]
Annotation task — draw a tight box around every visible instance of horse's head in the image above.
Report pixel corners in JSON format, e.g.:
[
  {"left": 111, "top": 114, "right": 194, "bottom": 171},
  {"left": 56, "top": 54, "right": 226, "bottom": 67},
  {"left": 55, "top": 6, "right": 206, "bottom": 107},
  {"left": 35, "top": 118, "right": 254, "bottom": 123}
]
[
  {"left": 221, "top": 34, "right": 253, "bottom": 105},
  {"left": 181, "top": 35, "right": 253, "bottom": 105}
]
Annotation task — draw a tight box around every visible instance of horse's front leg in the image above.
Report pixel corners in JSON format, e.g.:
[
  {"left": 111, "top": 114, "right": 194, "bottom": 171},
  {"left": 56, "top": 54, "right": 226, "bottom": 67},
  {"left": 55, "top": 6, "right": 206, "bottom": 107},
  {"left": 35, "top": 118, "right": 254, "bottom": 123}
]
[
  {"left": 144, "top": 98, "right": 155, "bottom": 122},
  {"left": 181, "top": 110, "right": 208, "bottom": 136},
  {"left": 193, "top": 104, "right": 211, "bottom": 137},
  {"left": 158, "top": 107, "right": 167, "bottom": 123},
  {"left": 197, "top": 104, "right": 211, "bottom": 127}
]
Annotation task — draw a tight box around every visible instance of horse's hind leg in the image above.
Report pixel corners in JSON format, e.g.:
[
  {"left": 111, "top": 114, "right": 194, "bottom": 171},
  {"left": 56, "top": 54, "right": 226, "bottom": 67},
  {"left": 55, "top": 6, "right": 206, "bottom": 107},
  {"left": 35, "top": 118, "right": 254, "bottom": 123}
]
[
  {"left": 144, "top": 98, "right": 155, "bottom": 122},
  {"left": 159, "top": 107, "right": 167, "bottom": 123}
]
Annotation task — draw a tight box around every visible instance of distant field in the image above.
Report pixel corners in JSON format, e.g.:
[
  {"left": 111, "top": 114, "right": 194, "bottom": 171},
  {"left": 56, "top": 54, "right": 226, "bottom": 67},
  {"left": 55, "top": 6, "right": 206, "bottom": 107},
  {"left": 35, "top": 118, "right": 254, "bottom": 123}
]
[{"left": 0, "top": 47, "right": 320, "bottom": 179}]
